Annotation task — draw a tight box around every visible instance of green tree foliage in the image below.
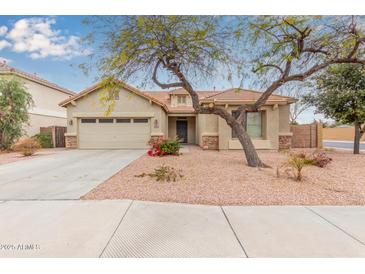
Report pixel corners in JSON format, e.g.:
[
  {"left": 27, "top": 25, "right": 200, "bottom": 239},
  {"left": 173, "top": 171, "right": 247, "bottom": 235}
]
[
  {"left": 0, "top": 78, "right": 33, "bottom": 150},
  {"left": 303, "top": 64, "right": 365, "bottom": 154}
]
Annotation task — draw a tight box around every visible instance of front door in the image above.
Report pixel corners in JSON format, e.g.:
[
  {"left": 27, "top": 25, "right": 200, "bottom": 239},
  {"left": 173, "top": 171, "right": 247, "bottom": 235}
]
[{"left": 176, "top": 120, "right": 188, "bottom": 143}]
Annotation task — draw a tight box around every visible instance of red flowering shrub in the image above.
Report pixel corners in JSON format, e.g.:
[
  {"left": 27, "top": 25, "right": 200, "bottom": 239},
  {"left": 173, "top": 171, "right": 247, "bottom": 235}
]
[
  {"left": 148, "top": 143, "right": 166, "bottom": 157},
  {"left": 147, "top": 137, "right": 180, "bottom": 157}
]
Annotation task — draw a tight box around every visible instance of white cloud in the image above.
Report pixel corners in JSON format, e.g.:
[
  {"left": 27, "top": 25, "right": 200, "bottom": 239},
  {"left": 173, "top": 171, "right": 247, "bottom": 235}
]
[
  {"left": 0, "top": 17, "right": 91, "bottom": 60},
  {"left": 0, "top": 40, "right": 11, "bottom": 50},
  {"left": 0, "top": 26, "right": 7, "bottom": 36}
]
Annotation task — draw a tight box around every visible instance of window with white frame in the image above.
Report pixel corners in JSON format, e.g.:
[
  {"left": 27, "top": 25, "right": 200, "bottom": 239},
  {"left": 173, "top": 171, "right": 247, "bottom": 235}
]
[{"left": 177, "top": 95, "right": 187, "bottom": 105}]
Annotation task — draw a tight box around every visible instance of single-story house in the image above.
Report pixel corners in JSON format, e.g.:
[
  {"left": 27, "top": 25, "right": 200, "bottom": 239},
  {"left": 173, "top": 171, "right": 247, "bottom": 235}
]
[
  {"left": 0, "top": 62, "right": 75, "bottom": 136},
  {"left": 59, "top": 81, "right": 296, "bottom": 150}
]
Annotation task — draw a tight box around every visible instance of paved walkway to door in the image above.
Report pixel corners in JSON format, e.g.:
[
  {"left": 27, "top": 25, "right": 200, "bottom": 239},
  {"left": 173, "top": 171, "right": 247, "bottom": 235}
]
[{"left": 0, "top": 200, "right": 364, "bottom": 257}]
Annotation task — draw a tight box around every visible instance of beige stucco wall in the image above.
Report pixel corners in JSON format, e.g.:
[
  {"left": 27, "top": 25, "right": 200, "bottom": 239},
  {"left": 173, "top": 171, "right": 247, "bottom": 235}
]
[
  {"left": 24, "top": 114, "right": 67, "bottom": 137},
  {"left": 170, "top": 94, "right": 192, "bottom": 107},
  {"left": 264, "top": 105, "right": 280, "bottom": 149},
  {"left": 278, "top": 104, "right": 291, "bottom": 133},
  {"left": 197, "top": 114, "right": 219, "bottom": 146},
  {"left": 66, "top": 87, "right": 168, "bottom": 140},
  {"left": 199, "top": 104, "right": 282, "bottom": 150},
  {"left": 0, "top": 74, "right": 71, "bottom": 136}
]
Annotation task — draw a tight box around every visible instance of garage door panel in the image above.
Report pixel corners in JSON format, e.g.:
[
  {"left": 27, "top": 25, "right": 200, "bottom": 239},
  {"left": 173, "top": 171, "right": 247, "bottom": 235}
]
[{"left": 78, "top": 118, "right": 150, "bottom": 149}]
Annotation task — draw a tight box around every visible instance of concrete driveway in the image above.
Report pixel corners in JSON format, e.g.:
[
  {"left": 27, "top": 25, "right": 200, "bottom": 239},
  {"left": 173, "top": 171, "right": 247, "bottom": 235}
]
[
  {"left": 0, "top": 149, "right": 145, "bottom": 200},
  {"left": 0, "top": 200, "right": 365, "bottom": 257}
]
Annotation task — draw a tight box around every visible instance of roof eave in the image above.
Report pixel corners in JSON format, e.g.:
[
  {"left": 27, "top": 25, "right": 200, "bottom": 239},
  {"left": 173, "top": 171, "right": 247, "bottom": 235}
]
[
  {"left": 0, "top": 70, "right": 75, "bottom": 96},
  {"left": 59, "top": 81, "right": 169, "bottom": 112},
  {"left": 200, "top": 99, "right": 293, "bottom": 105}
]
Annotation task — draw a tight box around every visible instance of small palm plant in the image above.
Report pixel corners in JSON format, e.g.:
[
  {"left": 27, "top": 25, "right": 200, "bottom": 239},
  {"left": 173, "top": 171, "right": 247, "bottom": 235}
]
[{"left": 281, "top": 152, "right": 315, "bottom": 181}]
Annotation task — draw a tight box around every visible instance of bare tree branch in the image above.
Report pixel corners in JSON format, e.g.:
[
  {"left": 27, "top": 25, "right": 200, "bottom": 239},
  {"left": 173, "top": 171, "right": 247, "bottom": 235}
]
[
  {"left": 254, "top": 57, "right": 365, "bottom": 110},
  {"left": 151, "top": 59, "right": 184, "bottom": 89},
  {"left": 302, "top": 47, "right": 329, "bottom": 55},
  {"left": 253, "top": 64, "right": 284, "bottom": 74}
]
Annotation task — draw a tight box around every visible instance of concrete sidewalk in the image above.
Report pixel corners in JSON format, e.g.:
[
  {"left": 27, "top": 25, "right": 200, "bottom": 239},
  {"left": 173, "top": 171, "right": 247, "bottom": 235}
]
[{"left": 0, "top": 200, "right": 365, "bottom": 257}]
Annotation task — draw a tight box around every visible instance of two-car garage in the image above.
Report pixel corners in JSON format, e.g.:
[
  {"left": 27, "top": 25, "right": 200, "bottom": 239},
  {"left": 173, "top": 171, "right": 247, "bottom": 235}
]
[
  {"left": 78, "top": 117, "right": 151, "bottom": 149},
  {"left": 60, "top": 81, "right": 168, "bottom": 149}
]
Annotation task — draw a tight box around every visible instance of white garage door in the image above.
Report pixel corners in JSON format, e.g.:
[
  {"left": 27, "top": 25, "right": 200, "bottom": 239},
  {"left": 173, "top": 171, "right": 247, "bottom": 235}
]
[{"left": 78, "top": 118, "right": 150, "bottom": 149}]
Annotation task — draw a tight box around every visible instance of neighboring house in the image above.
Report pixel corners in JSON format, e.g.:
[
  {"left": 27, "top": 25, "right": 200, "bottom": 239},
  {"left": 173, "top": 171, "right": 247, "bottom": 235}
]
[
  {"left": 59, "top": 81, "right": 296, "bottom": 150},
  {"left": 0, "top": 62, "right": 75, "bottom": 136}
]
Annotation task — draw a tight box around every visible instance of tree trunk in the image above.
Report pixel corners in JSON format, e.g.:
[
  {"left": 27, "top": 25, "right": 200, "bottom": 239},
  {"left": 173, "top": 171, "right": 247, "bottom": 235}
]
[
  {"left": 232, "top": 122, "right": 265, "bottom": 167},
  {"left": 354, "top": 122, "right": 363, "bottom": 154}
]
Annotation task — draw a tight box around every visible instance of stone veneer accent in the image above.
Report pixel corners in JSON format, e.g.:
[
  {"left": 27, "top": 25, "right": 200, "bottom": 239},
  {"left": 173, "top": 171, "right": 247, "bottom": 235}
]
[
  {"left": 202, "top": 136, "right": 219, "bottom": 150},
  {"left": 65, "top": 135, "right": 77, "bottom": 149},
  {"left": 278, "top": 134, "right": 292, "bottom": 150},
  {"left": 149, "top": 135, "right": 164, "bottom": 144}
]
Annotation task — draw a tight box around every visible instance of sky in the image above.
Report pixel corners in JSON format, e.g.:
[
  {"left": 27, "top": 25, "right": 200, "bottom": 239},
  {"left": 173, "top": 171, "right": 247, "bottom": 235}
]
[
  {"left": 0, "top": 15, "right": 328, "bottom": 123},
  {"left": 0, "top": 16, "right": 95, "bottom": 92}
]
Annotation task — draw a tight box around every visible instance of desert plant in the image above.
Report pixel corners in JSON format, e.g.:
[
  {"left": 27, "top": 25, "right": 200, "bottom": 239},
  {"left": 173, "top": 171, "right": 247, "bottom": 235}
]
[
  {"left": 33, "top": 132, "right": 53, "bottom": 148},
  {"left": 136, "top": 165, "right": 184, "bottom": 182},
  {"left": 282, "top": 152, "right": 315, "bottom": 181},
  {"left": 0, "top": 78, "right": 33, "bottom": 150},
  {"left": 311, "top": 151, "right": 332, "bottom": 168},
  {"left": 147, "top": 137, "right": 181, "bottom": 157},
  {"left": 12, "top": 137, "right": 41, "bottom": 156},
  {"left": 150, "top": 165, "right": 183, "bottom": 182}
]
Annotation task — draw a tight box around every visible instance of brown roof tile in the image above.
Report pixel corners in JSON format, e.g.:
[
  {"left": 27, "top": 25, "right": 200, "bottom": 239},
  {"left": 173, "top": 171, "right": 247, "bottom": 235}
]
[
  {"left": 201, "top": 88, "right": 296, "bottom": 103},
  {"left": 60, "top": 83, "right": 295, "bottom": 113},
  {"left": 144, "top": 89, "right": 220, "bottom": 113}
]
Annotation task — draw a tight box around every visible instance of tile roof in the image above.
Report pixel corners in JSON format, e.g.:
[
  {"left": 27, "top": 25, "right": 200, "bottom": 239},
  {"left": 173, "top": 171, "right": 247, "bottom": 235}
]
[
  {"left": 59, "top": 81, "right": 170, "bottom": 111},
  {"left": 200, "top": 88, "right": 296, "bottom": 103},
  {"left": 144, "top": 90, "right": 220, "bottom": 113},
  {"left": 60, "top": 82, "right": 296, "bottom": 114},
  {"left": 0, "top": 62, "right": 75, "bottom": 95}
]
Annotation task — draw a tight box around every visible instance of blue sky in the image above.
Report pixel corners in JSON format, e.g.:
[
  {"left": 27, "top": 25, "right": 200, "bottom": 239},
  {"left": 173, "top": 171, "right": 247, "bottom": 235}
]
[
  {"left": 0, "top": 15, "right": 327, "bottom": 123},
  {"left": 0, "top": 16, "right": 95, "bottom": 92}
]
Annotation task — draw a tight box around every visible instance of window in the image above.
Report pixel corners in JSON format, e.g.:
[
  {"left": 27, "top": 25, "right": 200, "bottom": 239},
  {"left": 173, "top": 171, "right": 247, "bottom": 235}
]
[
  {"left": 133, "top": 118, "right": 148, "bottom": 123},
  {"left": 231, "top": 111, "right": 262, "bottom": 138},
  {"left": 114, "top": 91, "right": 120, "bottom": 100},
  {"left": 99, "top": 118, "right": 114, "bottom": 123},
  {"left": 81, "top": 118, "right": 96, "bottom": 123},
  {"left": 246, "top": 112, "right": 262, "bottom": 138},
  {"left": 116, "top": 118, "right": 131, "bottom": 123},
  {"left": 177, "top": 95, "right": 187, "bottom": 105}
]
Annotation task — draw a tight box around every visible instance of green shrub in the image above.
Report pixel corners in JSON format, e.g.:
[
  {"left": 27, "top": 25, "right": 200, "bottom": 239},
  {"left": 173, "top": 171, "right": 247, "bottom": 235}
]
[
  {"left": 160, "top": 139, "right": 181, "bottom": 155},
  {"left": 34, "top": 132, "right": 53, "bottom": 148}
]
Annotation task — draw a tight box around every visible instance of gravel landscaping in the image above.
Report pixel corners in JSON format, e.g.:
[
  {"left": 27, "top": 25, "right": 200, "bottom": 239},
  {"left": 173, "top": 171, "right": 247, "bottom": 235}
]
[
  {"left": 82, "top": 146, "right": 365, "bottom": 205},
  {"left": 0, "top": 149, "right": 60, "bottom": 165}
]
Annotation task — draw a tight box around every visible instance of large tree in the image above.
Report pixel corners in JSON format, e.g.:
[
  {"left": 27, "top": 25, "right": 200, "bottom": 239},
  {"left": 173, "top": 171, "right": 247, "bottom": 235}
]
[
  {"left": 304, "top": 64, "right": 365, "bottom": 154},
  {"left": 0, "top": 78, "right": 33, "bottom": 150},
  {"left": 85, "top": 15, "right": 365, "bottom": 167}
]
